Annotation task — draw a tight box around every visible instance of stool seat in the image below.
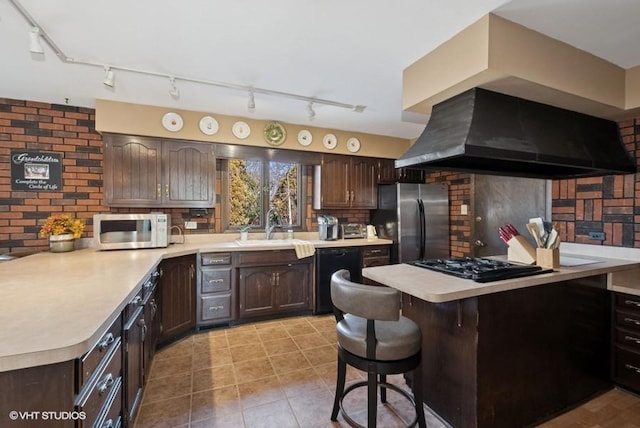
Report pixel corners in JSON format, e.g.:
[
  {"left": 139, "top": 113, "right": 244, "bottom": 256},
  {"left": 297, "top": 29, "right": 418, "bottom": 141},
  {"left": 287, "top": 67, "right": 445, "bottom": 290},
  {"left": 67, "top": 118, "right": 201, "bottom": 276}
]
[{"left": 337, "top": 314, "right": 421, "bottom": 361}]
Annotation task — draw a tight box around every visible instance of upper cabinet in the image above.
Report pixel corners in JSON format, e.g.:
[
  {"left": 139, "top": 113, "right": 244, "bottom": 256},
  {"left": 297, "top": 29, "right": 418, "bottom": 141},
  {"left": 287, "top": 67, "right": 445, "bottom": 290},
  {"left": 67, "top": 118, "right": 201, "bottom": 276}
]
[
  {"left": 377, "top": 159, "right": 426, "bottom": 184},
  {"left": 104, "top": 134, "right": 216, "bottom": 207},
  {"left": 313, "top": 155, "right": 377, "bottom": 209}
]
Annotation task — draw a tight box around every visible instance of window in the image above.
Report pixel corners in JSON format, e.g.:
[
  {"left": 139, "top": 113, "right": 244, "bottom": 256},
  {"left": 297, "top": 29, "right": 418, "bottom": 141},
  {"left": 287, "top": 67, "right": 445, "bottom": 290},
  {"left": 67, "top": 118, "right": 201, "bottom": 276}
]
[{"left": 228, "top": 159, "right": 300, "bottom": 229}]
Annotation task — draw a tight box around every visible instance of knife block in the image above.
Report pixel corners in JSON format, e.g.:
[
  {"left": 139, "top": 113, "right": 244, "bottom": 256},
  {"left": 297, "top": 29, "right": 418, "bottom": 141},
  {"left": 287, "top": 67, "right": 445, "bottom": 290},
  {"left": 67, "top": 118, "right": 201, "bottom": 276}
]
[
  {"left": 536, "top": 248, "right": 560, "bottom": 269},
  {"left": 507, "top": 235, "right": 537, "bottom": 265}
]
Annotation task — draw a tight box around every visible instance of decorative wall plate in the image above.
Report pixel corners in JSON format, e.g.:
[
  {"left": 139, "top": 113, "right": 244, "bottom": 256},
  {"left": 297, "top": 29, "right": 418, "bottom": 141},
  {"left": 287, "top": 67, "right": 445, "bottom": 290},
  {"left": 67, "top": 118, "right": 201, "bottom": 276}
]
[
  {"left": 232, "top": 121, "right": 251, "bottom": 139},
  {"left": 346, "top": 137, "right": 361, "bottom": 153},
  {"left": 322, "top": 133, "right": 338, "bottom": 150},
  {"left": 263, "top": 122, "right": 286, "bottom": 146},
  {"left": 198, "top": 116, "right": 219, "bottom": 135},
  {"left": 162, "top": 112, "right": 183, "bottom": 132},
  {"left": 297, "top": 129, "right": 312, "bottom": 146}
]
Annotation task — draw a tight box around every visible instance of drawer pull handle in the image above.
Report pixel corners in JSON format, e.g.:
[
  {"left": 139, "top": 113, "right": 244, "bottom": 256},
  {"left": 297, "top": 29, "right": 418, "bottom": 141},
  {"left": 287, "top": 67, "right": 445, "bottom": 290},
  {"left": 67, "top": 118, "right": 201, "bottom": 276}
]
[
  {"left": 625, "top": 363, "right": 640, "bottom": 374},
  {"left": 98, "top": 333, "right": 115, "bottom": 351},
  {"left": 623, "top": 317, "right": 640, "bottom": 326},
  {"left": 130, "top": 295, "right": 142, "bottom": 306},
  {"left": 102, "top": 419, "right": 114, "bottom": 428},
  {"left": 370, "top": 249, "right": 381, "bottom": 254},
  {"left": 208, "top": 279, "right": 224, "bottom": 284},
  {"left": 209, "top": 258, "right": 226, "bottom": 263},
  {"left": 624, "top": 299, "right": 640, "bottom": 307},
  {"left": 209, "top": 305, "right": 225, "bottom": 311},
  {"left": 624, "top": 335, "right": 640, "bottom": 345},
  {"left": 97, "top": 373, "right": 114, "bottom": 395}
]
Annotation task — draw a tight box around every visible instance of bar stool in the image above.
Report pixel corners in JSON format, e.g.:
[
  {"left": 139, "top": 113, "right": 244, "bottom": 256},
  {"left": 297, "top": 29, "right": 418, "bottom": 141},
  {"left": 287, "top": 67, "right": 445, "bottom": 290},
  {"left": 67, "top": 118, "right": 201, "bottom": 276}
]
[{"left": 330, "top": 269, "right": 426, "bottom": 428}]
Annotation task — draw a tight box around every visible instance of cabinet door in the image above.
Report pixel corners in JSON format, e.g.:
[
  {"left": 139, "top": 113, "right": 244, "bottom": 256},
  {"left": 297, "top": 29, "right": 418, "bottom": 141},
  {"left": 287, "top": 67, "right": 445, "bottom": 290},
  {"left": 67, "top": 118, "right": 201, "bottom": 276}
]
[
  {"left": 104, "top": 135, "right": 163, "bottom": 207},
  {"left": 163, "top": 141, "right": 216, "bottom": 207},
  {"left": 123, "top": 306, "right": 144, "bottom": 425},
  {"left": 319, "top": 156, "right": 351, "bottom": 208},
  {"left": 143, "top": 287, "right": 159, "bottom": 382},
  {"left": 275, "top": 264, "right": 310, "bottom": 311},
  {"left": 238, "top": 266, "right": 276, "bottom": 318},
  {"left": 159, "top": 256, "right": 196, "bottom": 344},
  {"left": 378, "top": 159, "right": 397, "bottom": 184},
  {"left": 350, "top": 158, "right": 378, "bottom": 208}
]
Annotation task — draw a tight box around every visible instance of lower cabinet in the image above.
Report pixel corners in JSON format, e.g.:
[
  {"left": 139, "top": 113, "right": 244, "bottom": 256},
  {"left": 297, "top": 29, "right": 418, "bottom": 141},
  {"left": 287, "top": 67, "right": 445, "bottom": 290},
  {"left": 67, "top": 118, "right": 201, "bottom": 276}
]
[
  {"left": 612, "top": 292, "right": 640, "bottom": 393},
  {"left": 123, "top": 306, "right": 144, "bottom": 425},
  {"left": 237, "top": 250, "right": 312, "bottom": 319},
  {"left": 198, "top": 252, "right": 235, "bottom": 326},
  {"left": 159, "top": 255, "right": 196, "bottom": 343}
]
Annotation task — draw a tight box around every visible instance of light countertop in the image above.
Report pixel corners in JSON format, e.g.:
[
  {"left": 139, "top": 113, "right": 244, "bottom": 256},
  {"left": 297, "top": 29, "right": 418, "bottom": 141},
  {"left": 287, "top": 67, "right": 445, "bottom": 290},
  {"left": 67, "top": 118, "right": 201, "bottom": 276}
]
[
  {"left": 363, "top": 254, "right": 640, "bottom": 303},
  {"left": 0, "top": 234, "right": 390, "bottom": 372}
]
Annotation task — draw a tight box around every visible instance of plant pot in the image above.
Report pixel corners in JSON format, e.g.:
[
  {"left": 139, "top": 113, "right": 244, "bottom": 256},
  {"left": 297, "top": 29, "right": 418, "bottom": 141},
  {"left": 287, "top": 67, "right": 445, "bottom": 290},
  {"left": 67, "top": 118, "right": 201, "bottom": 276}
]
[{"left": 49, "top": 234, "right": 75, "bottom": 253}]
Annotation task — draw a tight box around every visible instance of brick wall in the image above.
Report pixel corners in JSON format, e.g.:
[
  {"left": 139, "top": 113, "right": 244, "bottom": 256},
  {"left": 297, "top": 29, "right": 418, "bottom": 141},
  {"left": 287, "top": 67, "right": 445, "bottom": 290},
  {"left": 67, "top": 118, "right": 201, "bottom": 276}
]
[{"left": 552, "top": 118, "right": 639, "bottom": 247}]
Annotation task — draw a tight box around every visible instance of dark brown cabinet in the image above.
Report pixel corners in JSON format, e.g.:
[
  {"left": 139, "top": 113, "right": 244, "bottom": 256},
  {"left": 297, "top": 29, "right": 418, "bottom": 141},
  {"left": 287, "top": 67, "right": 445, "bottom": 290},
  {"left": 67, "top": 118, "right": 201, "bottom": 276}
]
[
  {"left": 237, "top": 250, "right": 312, "bottom": 319},
  {"left": 361, "top": 245, "right": 390, "bottom": 268},
  {"left": 123, "top": 305, "right": 144, "bottom": 426},
  {"left": 159, "top": 255, "right": 196, "bottom": 343},
  {"left": 313, "top": 155, "right": 377, "bottom": 209},
  {"left": 612, "top": 292, "right": 640, "bottom": 393},
  {"left": 377, "top": 159, "right": 426, "bottom": 184},
  {"left": 104, "top": 134, "right": 216, "bottom": 208}
]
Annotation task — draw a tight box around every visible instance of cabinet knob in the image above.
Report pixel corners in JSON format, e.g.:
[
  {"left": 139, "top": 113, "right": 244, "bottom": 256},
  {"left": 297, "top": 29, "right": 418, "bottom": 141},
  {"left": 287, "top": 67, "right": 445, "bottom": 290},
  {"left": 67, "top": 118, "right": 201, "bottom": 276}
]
[{"left": 97, "top": 373, "right": 114, "bottom": 395}]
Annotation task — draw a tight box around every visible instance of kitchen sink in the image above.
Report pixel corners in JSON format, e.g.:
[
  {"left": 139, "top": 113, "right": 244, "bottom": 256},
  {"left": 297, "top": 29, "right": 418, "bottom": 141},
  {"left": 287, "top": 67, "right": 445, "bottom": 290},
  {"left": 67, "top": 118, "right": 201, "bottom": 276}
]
[{"left": 234, "top": 239, "right": 307, "bottom": 246}]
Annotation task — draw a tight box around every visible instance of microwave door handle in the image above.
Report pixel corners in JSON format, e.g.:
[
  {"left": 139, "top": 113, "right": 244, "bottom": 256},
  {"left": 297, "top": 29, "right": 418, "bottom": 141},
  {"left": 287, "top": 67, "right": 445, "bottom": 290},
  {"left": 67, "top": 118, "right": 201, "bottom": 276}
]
[{"left": 417, "top": 199, "right": 425, "bottom": 260}]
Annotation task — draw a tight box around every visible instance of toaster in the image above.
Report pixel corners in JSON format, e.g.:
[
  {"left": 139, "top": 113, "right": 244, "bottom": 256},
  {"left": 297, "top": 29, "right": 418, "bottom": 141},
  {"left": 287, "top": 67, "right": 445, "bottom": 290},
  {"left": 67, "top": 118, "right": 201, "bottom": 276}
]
[{"left": 341, "top": 223, "right": 365, "bottom": 239}]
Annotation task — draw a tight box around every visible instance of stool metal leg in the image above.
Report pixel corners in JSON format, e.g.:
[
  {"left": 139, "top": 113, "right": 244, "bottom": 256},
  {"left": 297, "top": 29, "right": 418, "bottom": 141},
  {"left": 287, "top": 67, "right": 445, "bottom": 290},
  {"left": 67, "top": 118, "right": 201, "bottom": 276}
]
[
  {"left": 368, "top": 371, "right": 377, "bottom": 428},
  {"left": 412, "top": 365, "right": 426, "bottom": 428},
  {"left": 380, "top": 374, "right": 387, "bottom": 403},
  {"left": 332, "top": 354, "right": 346, "bottom": 421}
]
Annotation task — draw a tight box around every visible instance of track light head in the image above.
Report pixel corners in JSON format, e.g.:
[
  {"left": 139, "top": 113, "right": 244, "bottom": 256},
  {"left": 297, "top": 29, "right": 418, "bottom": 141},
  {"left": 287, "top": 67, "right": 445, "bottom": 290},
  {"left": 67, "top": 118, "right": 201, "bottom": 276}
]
[
  {"left": 248, "top": 90, "right": 255, "bottom": 113},
  {"left": 169, "top": 77, "right": 180, "bottom": 99},
  {"left": 103, "top": 66, "right": 115, "bottom": 88},
  {"left": 307, "top": 101, "right": 316, "bottom": 121},
  {"left": 29, "top": 27, "right": 44, "bottom": 54}
]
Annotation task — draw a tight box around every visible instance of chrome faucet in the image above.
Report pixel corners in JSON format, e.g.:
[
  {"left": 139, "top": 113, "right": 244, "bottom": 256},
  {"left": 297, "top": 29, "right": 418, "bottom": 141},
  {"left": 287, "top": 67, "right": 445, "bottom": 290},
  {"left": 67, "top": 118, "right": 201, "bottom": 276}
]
[{"left": 265, "top": 207, "right": 279, "bottom": 240}]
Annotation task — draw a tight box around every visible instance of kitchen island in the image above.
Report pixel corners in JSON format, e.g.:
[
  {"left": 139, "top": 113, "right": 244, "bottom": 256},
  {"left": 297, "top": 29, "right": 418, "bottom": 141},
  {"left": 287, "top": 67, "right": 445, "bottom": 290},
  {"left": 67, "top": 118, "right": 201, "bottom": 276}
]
[{"left": 363, "top": 255, "right": 640, "bottom": 428}]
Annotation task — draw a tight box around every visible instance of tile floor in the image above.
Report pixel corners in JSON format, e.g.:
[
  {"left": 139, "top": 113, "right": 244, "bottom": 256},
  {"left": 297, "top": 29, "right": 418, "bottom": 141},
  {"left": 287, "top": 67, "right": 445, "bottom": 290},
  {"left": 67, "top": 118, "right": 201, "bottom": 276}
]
[{"left": 134, "top": 314, "right": 640, "bottom": 428}]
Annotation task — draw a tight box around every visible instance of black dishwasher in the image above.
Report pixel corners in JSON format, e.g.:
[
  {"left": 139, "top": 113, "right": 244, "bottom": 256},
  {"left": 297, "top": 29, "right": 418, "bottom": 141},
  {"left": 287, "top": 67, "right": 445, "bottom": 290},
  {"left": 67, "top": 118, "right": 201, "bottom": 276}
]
[{"left": 315, "top": 247, "right": 362, "bottom": 314}]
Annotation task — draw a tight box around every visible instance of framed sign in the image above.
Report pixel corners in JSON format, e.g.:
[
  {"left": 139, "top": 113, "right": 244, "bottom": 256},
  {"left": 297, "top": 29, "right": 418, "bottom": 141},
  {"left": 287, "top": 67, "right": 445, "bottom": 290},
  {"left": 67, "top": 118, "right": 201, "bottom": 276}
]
[{"left": 11, "top": 150, "right": 62, "bottom": 191}]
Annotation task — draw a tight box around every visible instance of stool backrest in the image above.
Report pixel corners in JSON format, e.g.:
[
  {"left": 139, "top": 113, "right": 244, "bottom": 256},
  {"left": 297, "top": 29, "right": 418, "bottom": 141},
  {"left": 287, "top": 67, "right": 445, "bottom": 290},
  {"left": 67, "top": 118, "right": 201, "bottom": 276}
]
[{"left": 330, "top": 269, "right": 400, "bottom": 321}]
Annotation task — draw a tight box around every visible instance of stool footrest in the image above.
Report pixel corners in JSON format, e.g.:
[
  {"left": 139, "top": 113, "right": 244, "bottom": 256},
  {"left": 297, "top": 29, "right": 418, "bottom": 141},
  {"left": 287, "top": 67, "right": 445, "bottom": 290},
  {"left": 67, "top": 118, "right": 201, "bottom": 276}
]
[{"left": 337, "top": 379, "right": 420, "bottom": 428}]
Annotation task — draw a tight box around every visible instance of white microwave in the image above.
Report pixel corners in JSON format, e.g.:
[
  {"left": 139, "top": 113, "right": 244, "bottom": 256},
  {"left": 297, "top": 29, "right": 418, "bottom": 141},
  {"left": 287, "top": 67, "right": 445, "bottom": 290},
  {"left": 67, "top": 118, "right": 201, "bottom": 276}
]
[{"left": 93, "top": 213, "right": 170, "bottom": 250}]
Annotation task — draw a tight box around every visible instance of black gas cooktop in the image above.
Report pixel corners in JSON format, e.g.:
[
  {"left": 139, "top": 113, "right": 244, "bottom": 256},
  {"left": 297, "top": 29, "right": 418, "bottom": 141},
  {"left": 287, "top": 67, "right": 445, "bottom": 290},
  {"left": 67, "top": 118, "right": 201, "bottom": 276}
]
[{"left": 411, "top": 257, "right": 552, "bottom": 283}]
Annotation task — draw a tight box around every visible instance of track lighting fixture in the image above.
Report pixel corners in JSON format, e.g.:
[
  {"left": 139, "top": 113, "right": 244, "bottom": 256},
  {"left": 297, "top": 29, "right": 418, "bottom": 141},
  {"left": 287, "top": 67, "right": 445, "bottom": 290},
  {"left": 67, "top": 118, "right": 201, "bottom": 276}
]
[
  {"left": 168, "top": 77, "right": 180, "bottom": 99},
  {"left": 29, "top": 27, "right": 44, "bottom": 54},
  {"left": 11, "top": 0, "right": 367, "bottom": 115},
  {"left": 307, "top": 101, "right": 316, "bottom": 121},
  {"left": 103, "top": 66, "right": 115, "bottom": 88},
  {"left": 248, "top": 90, "right": 255, "bottom": 113}
]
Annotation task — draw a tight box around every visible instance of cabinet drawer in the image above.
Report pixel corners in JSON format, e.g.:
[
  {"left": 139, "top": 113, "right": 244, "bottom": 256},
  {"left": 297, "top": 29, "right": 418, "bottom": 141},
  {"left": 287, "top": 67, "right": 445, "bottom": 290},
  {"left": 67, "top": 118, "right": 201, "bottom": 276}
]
[
  {"left": 614, "top": 293, "right": 640, "bottom": 313},
  {"left": 362, "top": 256, "right": 390, "bottom": 268},
  {"left": 124, "top": 287, "right": 144, "bottom": 321},
  {"left": 201, "top": 267, "right": 232, "bottom": 293},
  {"left": 613, "top": 346, "right": 640, "bottom": 393},
  {"left": 94, "top": 377, "right": 122, "bottom": 428},
  {"left": 201, "top": 252, "right": 232, "bottom": 265},
  {"left": 77, "top": 315, "right": 122, "bottom": 389},
  {"left": 201, "top": 294, "right": 232, "bottom": 321},
  {"left": 237, "top": 250, "right": 304, "bottom": 266},
  {"left": 362, "top": 246, "right": 390, "bottom": 258},
  {"left": 76, "top": 341, "right": 123, "bottom": 427},
  {"left": 615, "top": 310, "right": 640, "bottom": 333},
  {"left": 616, "top": 328, "right": 640, "bottom": 351}
]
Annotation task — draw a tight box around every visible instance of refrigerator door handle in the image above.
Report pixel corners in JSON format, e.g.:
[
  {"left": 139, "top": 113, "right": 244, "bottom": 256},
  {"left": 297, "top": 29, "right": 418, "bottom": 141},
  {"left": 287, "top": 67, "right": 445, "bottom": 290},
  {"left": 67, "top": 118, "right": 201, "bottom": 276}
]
[{"left": 417, "top": 199, "right": 425, "bottom": 260}]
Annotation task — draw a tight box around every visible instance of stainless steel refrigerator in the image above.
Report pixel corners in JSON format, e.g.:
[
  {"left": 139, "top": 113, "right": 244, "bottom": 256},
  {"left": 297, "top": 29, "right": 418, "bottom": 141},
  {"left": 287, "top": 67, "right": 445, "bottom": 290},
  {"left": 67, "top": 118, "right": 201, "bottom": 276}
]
[{"left": 371, "top": 183, "right": 449, "bottom": 264}]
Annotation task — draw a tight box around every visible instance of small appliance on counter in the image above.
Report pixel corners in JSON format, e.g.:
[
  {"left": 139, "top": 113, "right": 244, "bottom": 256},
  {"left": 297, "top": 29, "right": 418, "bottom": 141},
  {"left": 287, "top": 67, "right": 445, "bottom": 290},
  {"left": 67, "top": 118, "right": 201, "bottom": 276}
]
[
  {"left": 317, "top": 215, "right": 339, "bottom": 241},
  {"left": 93, "top": 213, "right": 170, "bottom": 250},
  {"left": 366, "top": 225, "right": 377, "bottom": 239},
  {"left": 341, "top": 223, "right": 365, "bottom": 239}
]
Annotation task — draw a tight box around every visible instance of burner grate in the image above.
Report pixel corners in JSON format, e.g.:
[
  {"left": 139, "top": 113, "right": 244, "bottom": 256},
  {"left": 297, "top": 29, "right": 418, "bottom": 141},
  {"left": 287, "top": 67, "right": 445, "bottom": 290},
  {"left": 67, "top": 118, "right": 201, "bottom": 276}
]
[{"left": 411, "top": 257, "right": 552, "bottom": 283}]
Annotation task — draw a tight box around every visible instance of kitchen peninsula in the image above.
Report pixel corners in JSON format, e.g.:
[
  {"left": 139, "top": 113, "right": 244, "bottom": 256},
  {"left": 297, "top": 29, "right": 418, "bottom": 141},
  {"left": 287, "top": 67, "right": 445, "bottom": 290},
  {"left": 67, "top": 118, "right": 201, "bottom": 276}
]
[{"left": 363, "top": 255, "right": 640, "bottom": 428}]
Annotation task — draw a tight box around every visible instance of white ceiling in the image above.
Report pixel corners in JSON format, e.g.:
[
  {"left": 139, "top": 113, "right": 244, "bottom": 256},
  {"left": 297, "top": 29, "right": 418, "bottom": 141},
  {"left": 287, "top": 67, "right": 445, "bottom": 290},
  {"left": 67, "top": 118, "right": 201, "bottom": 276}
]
[{"left": 1, "top": 0, "right": 639, "bottom": 139}]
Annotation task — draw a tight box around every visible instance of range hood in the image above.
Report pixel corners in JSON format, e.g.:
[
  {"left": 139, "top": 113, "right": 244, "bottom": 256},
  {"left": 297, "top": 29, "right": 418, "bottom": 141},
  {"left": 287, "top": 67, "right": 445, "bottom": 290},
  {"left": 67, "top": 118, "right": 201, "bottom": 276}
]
[{"left": 396, "top": 88, "right": 636, "bottom": 179}]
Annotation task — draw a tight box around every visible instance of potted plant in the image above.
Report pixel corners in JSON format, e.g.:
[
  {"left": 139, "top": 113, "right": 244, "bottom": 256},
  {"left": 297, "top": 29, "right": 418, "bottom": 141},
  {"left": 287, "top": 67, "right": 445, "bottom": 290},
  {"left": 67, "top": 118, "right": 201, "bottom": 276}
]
[{"left": 39, "top": 214, "right": 85, "bottom": 252}]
